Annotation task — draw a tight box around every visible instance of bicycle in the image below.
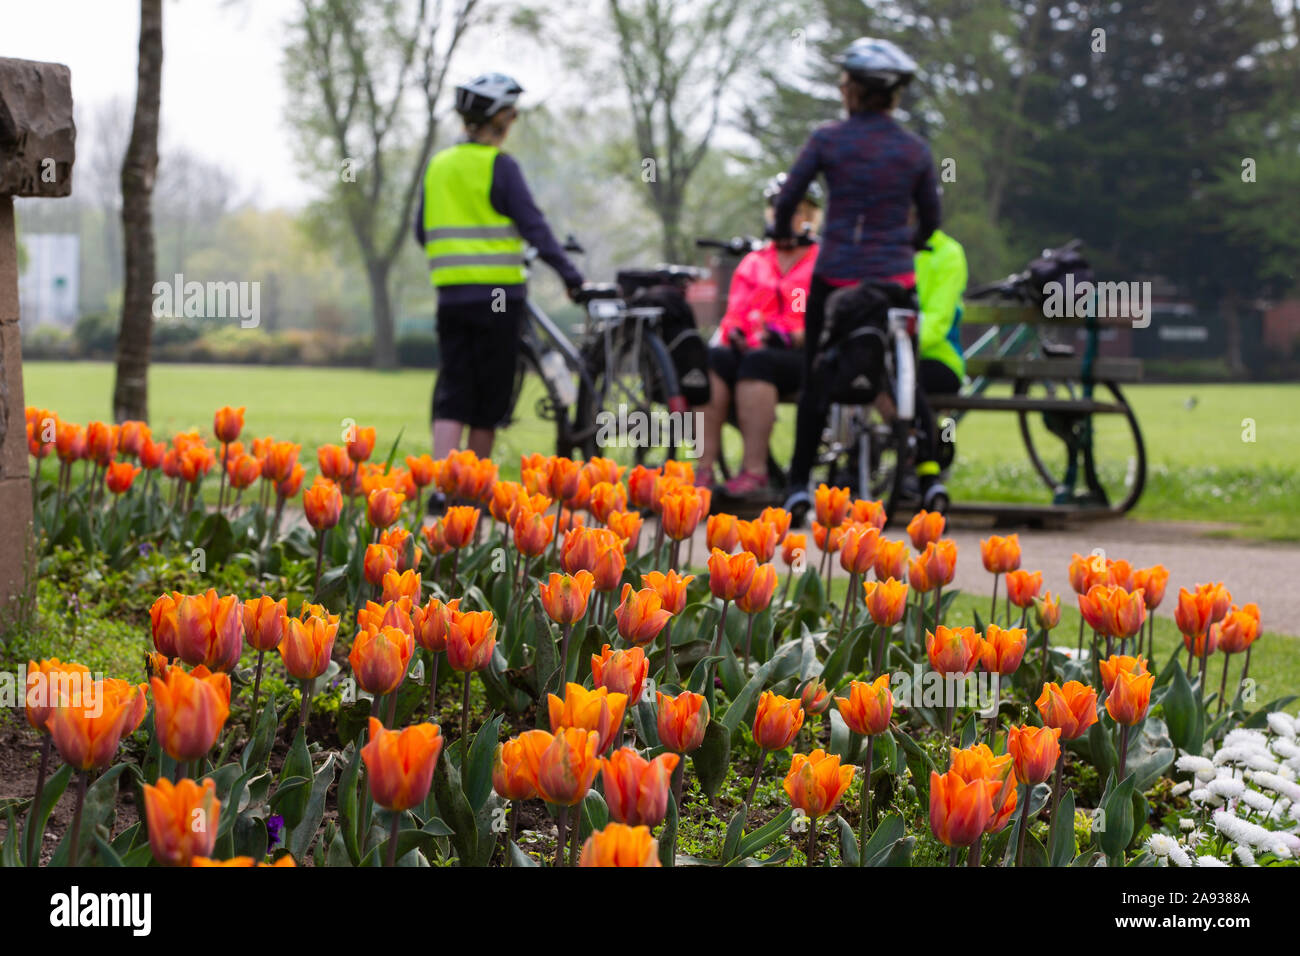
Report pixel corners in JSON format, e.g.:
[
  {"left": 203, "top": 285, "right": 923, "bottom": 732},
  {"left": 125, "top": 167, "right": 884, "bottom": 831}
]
[{"left": 503, "top": 235, "right": 708, "bottom": 466}]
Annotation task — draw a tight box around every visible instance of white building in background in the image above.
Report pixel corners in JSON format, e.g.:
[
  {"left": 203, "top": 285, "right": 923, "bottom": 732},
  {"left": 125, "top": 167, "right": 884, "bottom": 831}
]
[{"left": 17, "top": 233, "right": 80, "bottom": 329}]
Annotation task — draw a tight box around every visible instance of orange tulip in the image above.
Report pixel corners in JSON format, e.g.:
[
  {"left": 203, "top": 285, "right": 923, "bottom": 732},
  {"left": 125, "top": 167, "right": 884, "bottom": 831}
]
[
  {"left": 493, "top": 729, "right": 552, "bottom": 801},
  {"left": 708, "top": 548, "right": 757, "bottom": 602},
  {"left": 781, "top": 532, "right": 807, "bottom": 568},
  {"left": 24, "top": 658, "right": 91, "bottom": 733},
  {"left": 513, "top": 507, "right": 556, "bottom": 557},
  {"left": 361, "top": 717, "right": 443, "bottom": 811},
  {"left": 979, "top": 624, "right": 1028, "bottom": 675},
  {"left": 863, "top": 577, "right": 908, "bottom": 628},
  {"left": 1215, "top": 604, "right": 1261, "bottom": 655},
  {"left": 346, "top": 425, "right": 376, "bottom": 462},
  {"left": 1105, "top": 666, "right": 1154, "bottom": 725},
  {"left": 412, "top": 597, "right": 460, "bottom": 653},
  {"left": 834, "top": 675, "right": 894, "bottom": 737},
  {"left": 926, "top": 625, "right": 981, "bottom": 676},
  {"left": 140, "top": 436, "right": 167, "bottom": 470},
  {"left": 752, "top": 691, "right": 804, "bottom": 751},
  {"left": 849, "top": 498, "right": 887, "bottom": 530},
  {"left": 660, "top": 486, "right": 703, "bottom": 541},
  {"left": 150, "top": 665, "right": 232, "bottom": 762},
  {"left": 873, "top": 538, "right": 909, "bottom": 582},
  {"left": 226, "top": 454, "right": 261, "bottom": 490},
  {"left": 1067, "top": 552, "right": 1101, "bottom": 595},
  {"left": 813, "top": 483, "right": 851, "bottom": 527},
  {"left": 583, "top": 456, "right": 623, "bottom": 487},
  {"left": 213, "top": 405, "right": 245, "bottom": 444},
  {"left": 579, "top": 823, "right": 661, "bottom": 867},
  {"left": 906, "top": 509, "right": 946, "bottom": 550},
  {"left": 535, "top": 727, "right": 602, "bottom": 806},
  {"left": 1175, "top": 583, "right": 1233, "bottom": 639},
  {"left": 737, "top": 563, "right": 778, "bottom": 614},
  {"left": 812, "top": 520, "right": 848, "bottom": 555},
  {"left": 381, "top": 568, "right": 422, "bottom": 605},
  {"left": 143, "top": 778, "right": 220, "bottom": 866},
  {"left": 279, "top": 607, "right": 339, "bottom": 680},
  {"left": 980, "top": 534, "right": 1021, "bottom": 574},
  {"left": 601, "top": 748, "right": 680, "bottom": 826},
  {"left": 929, "top": 770, "right": 995, "bottom": 847},
  {"left": 445, "top": 609, "right": 497, "bottom": 673},
  {"left": 243, "top": 596, "right": 287, "bottom": 653},
  {"left": 104, "top": 461, "right": 141, "bottom": 494},
  {"left": 1034, "top": 592, "right": 1061, "bottom": 631},
  {"left": 356, "top": 599, "right": 413, "bottom": 638},
  {"left": 350, "top": 625, "right": 416, "bottom": 696},
  {"left": 174, "top": 590, "right": 244, "bottom": 672},
  {"left": 839, "top": 523, "right": 881, "bottom": 576},
  {"left": 262, "top": 440, "right": 300, "bottom": 484},
  {"left": 276, "top": 463, "right": 305, "bottom": 499},
  {"left": 613, "top": 585, "right": 672, "bottom": 646},
  {"left": 1007, "top": 724, "right": 1062, "bottom": 785},
  {"left": 86, "top": 420, "right": 119, "bottom": 466},
  {"left": 656, "top": 690, "right": 709, "bottom": 754},
  {"left": 48, "top": 678, "right": 147, "bottom": 771},
  {"left": 605, "top": 510, "right": 643, "bottom": 553},
  {"left": 314, "top": 444, "right": 351, "bottom": 482},
  {"left": 489, "top": 480, "right": 523, "bottom": 524},
  {"left": 150, "top": 592, "right": 182, "bottom": 658},
  {"left": 1132, "top": 565, "right": 1170, "bottom": 610},
  {"left": 366, "top": 487, "right": 405, "bottom": 530},
  {"left": 641, "top": 570, "right": 694, "bottom": 615},
  {"left": 548, "top": 683, "right": 627, "bottom": 752},
  {"left": 1098, "top": 654, "right": 1148, "bottom": 696},
  {"left": 1005, "top": 570, "right": 1043, "bottom": 608},
  {"left": 949, "top": 743, "right": 1018, "bottom": 834},
  {"left": 706, "top": 513, "right": 740, "bottom": 553},
  {"left": 303, "top": 480, "right": 343, "bottom": 531},
  {"left": 591, "top": 536, "right": 628, "bottom": 592},
  {"left": 758, "top": 506, "right": 792, "bottom": 543},
  {"left": 588, "top": 481, "right": 627, "bottom": 524},
  {"left": 626, "top": 464, "right": 660, "bottom": 509},
  {"left": 798, "top": 677, "right": 832, "bottom": 715},
  {"left": 54, "top": 421, "right": 86, "bottom": 462},
  {"left": 539, "top": 570, "right": 596, "bottom": 625},
  {"left": 738, "top": 519, "right": 779, "bottom": 563},
  {"left": 783, "top": 749, "right": 855, "bottom": 820},
  {"left": 116, "top": 419, "right": 148, "bottom": 458},
  {"left": 592, "top": 644, "right": 649, "bottom": 703},
  {"left": 442, "top": 505, "right": 480, "bottom": 549},
  {"left": 1035, "top": 681, "right": 1099, "bottom": 739}
]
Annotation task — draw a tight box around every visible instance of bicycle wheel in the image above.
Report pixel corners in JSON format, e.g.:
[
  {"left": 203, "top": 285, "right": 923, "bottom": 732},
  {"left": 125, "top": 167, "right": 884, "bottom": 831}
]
[
  {"left": 507, "top": 344, "right": 580, "bottom": 458},
  {"left": 574, "top": 326, "right": 684, "bottom": 468},
  {"left": 1013, "top": 378, "right": 1147, "bottom": 513}
]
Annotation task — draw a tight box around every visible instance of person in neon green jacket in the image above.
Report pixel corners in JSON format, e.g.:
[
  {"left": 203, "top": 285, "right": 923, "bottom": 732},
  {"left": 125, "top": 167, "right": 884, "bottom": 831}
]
[{"left": 914, "top": 228, "right": 966, "bottom": 471}]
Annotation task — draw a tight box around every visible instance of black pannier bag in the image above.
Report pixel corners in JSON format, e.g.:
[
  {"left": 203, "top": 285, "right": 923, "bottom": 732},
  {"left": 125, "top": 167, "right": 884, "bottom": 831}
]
[
  {"left": 623, "top": 281, "right": 711, "bottom": 406},
  {"left": 1023, "top": 241, "right": 1094, "bottom": 306},
  {"left": 815, "top": 280, "right": 912, "bottom": 404}
]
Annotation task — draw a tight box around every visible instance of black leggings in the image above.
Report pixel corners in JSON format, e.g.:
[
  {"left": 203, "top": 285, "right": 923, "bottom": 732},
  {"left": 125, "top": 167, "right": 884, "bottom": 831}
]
[{"left": 787, "top": 278, "right": 955, "bottom": 487}]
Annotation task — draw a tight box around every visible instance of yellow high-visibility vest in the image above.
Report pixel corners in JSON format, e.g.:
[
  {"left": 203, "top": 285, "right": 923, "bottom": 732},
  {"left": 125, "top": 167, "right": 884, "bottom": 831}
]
[{"left": 422, "top": 143, "right": 525, "bottom": 287}]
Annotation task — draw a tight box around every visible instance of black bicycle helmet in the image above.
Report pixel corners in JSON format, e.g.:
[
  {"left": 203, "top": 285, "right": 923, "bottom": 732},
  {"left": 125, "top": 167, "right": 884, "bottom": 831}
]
[
  {"left": 833, "top": 37, "right": 917, "bottom": 91},
  {"left": 454, "top": 73, "right": 523, "bottom": 124},
  {"left": 764, "top": 172, "right": 824, "bottom": 207}
]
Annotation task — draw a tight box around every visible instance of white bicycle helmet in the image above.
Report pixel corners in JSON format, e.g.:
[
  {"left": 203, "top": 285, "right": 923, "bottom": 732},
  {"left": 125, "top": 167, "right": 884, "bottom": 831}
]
[
  {"left": 454, "top": 73, "right": 523, "bottom": 123},
  {"left": 834, "top": 37, "right": 917, "bottom": 91}
]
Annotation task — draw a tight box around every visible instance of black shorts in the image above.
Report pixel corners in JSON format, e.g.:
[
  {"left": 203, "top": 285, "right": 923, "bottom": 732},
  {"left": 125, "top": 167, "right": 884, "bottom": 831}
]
[
  {"left": 708, "top": 345, "right": 803, "bottom": 398},
  {"left": 432, "top": 298, "right": 524, "bottom": 428}
]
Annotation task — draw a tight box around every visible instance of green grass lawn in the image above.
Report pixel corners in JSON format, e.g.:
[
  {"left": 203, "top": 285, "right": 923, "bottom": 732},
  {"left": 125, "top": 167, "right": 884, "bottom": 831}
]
[{"left": 21, "top": 361, "right": 1300, "bottom": 538}]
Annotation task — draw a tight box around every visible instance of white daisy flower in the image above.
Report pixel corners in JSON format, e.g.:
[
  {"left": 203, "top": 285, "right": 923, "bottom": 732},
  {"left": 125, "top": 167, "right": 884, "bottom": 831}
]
[
  {"left": 1169, "top": 845, "right": 1193, "bottom": 867},
  {"left": 1252, "top": 771, "right": 1300, "bottom": 804},
  {"left": 1197, "top": 855, "right": 1228, "bottom": 867},
  {"left": 1266, "top": 712, "right": 1296, "bottom": 739},
  {"left": 1146, "top": 834, "right": 1178, "bottom": 857},
  {"left": 1208, "top": 777, "right": 1246, "bottom": 799},
  {"left": 1233, "top": 844, "right": 1256, "bottom": 867},
  {"left": 1177, "top": 754, "right": 1216, "bottom": 779},
  {"left": 1178, "top": 817, "right": 1196, "bottom": 831},
  {"left": 1171, "top": 781, "right": 1193, "bottom": 797}
]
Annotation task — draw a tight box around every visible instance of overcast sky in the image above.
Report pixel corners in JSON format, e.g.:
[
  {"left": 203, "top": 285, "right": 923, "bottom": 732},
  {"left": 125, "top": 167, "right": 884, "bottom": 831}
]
[{"left": 1, "top": 0, "right": 570, "bottom": 209}]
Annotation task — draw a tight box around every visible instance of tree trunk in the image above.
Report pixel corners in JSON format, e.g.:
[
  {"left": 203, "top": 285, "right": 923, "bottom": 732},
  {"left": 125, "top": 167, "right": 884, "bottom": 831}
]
[
  {"left": 112, "top": 0, "right": 163, "bottom": 424},
  {"left": 1221, "top": 293, "right": 1246, "bottom": 377},
  {"left": 368, "top": 259, "right": 396, "bottom": 370}
]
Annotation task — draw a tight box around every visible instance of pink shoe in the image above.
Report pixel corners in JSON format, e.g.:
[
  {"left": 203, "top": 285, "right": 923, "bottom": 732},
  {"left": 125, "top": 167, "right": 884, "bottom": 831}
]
[{"left": 723, "top": 470, "right": 769, "bottom": 497}]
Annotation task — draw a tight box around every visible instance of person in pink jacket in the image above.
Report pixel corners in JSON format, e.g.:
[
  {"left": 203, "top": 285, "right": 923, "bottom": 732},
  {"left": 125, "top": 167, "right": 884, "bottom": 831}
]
[{"left": 696, "top": 176, "right": 821, "bottom": 496}]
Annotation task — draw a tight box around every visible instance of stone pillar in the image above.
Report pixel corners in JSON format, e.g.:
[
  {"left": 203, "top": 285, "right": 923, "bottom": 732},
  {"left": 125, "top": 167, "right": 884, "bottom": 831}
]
[{"left": 0, "top": 58, "right": 75, "bottom": 620}]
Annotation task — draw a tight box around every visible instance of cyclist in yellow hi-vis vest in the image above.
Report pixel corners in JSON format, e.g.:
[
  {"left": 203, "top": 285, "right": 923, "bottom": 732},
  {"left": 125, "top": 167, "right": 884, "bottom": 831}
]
[{"left": 415, "top": 73, "right": 584, "bottom": 498}]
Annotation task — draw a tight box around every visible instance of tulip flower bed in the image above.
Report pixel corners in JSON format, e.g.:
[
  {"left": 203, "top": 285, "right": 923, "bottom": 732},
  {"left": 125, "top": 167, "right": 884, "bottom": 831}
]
[{"left": 4, "top": 404, "right": 1298, "bottom": 868}]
